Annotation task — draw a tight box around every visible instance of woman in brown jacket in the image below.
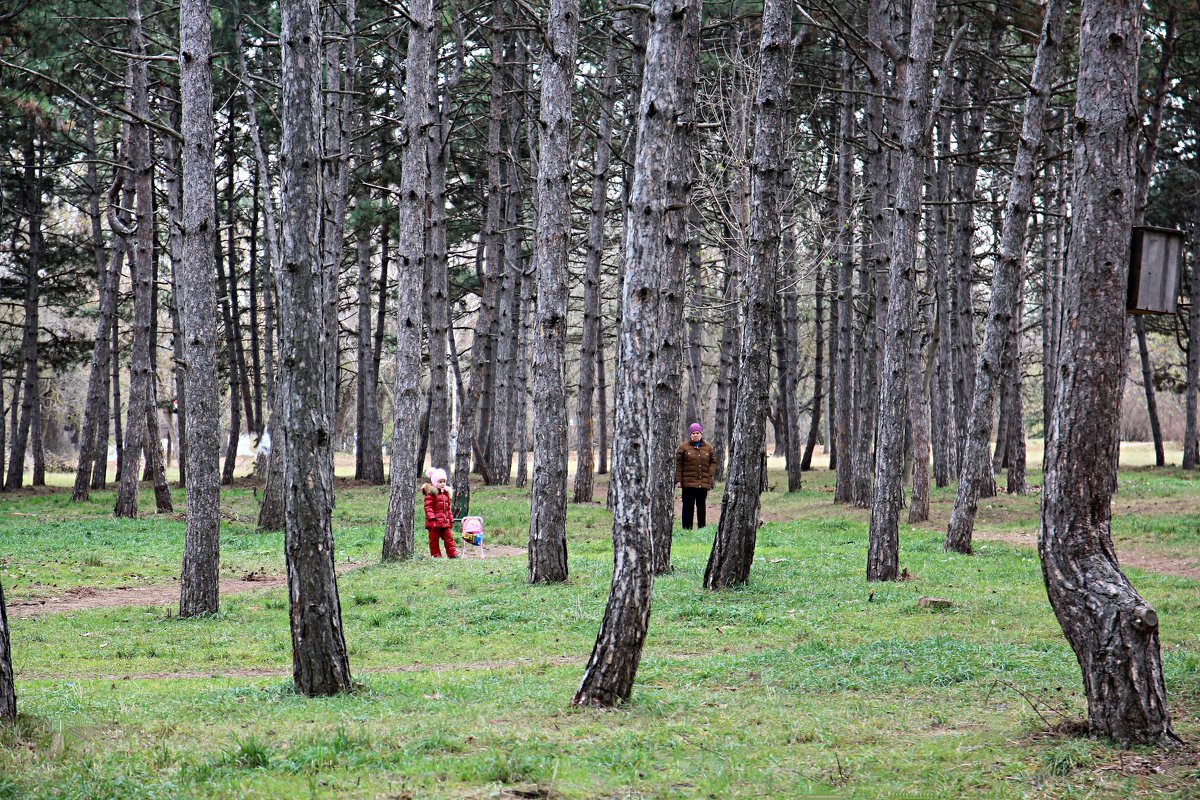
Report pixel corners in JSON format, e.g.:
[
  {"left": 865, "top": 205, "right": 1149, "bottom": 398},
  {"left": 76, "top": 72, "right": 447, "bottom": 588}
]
[{"left": 676, "top": 423, "right": 717, "bottom": 529}]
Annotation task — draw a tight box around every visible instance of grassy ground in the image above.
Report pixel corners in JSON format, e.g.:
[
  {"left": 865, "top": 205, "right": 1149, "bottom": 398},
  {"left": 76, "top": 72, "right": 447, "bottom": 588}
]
[{"left": 1, "top": 446, "right": 1199, "bottom": 799}]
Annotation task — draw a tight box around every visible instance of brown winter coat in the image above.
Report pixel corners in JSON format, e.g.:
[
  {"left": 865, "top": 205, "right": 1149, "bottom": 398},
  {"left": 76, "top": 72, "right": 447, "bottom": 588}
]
[{"left": 676, "top": 439, "right": 717, "bottom": 489}]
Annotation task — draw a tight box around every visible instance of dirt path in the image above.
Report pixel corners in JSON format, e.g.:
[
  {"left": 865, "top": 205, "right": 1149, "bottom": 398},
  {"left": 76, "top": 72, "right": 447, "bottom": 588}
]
[
  {"left": 971, "top": 529, "right": 1200, "bottom": 581},
  {"left": 6, "top": 545, "right": 526, "bottom": 620}
]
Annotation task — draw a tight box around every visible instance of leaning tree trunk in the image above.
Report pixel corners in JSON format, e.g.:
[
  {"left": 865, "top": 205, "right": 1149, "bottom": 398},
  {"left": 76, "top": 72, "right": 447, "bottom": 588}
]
[
  {"left": 703, "top": 0, "right": 791, "bottom": 591},
  {"left": 277, "top": 0, "right": 352, "bottom": 697},
  {"left": 833, "top": 48, "right": 855, "bottom": 504},
  {"left": 114, "top": 0, "right": 156, "bottom": 518},
  {"left": 573, "top": 0, "right": 699, "bottom": 707},
  {"left": 527, "top": 0, "right": 577, "bottom": 585},
  {"left": 383, "top": 0, "right": 434, "bottom": 562},
  {"left": 0, "top": 576, "right": 13, "bottom": 718},
  {"left": 1039, "top": 0, "right": 1176, "bottom": 746},
  {"left": 177, "top": 0, "right": 222, "bottom": 617},
  {"left": 573, "top": 29, "right": 618, "bottom": 505},
  {"left": 1134, "top": 319, "right": 1165, "bottom": 466},
  {"left": 944, "top": 0, "right": 1064, "bottom": 554},
  {"left": 866, "top": 0, "right": 935, "bottom": 582}
]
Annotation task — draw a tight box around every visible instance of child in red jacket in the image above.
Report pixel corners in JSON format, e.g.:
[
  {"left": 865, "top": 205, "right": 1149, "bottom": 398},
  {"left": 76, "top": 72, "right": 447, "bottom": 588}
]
[{"left": 422, "top": 467, "right": 458, "bottom": 558}]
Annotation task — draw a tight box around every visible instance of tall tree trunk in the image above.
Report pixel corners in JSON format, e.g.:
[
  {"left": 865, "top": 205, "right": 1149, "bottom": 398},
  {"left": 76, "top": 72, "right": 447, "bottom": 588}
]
[
  {"left": 833, "top": 48, "right": 855, "bottom": 503},
  {"left": 354, "top": 207, "right": 384, "bottom": 482},
  {"left": 75, "top": 132, "right": 128, "bottom": 501},
  {"left": 866, "top": 0, "right": 935, "bottom": 582},
  {"left": 1183, "top": 190, "right": 1200, "bottom": 470},
  {"left": 6, "top": 126, "right": 42, "bottom": 492},
  {"left": 596, "top": 313, "right": 609, "bottom": 476},
  {"left": 177, "top": 0, "right": 222, "bottom": 617},
  {"left": 514, "top": 258, "right": 534, "bottom": 488},
  {"left": 949, "top": 26, "right": 1002, "bottom": 488},
  {"left": 528, "top": 0, "right": 578, "bottom": 584},
  {"left": 703, "top": 0, "right": 791, "bottom": 591},
  {"left": 1039, "top": 0, "right": 1176, "bottom": 745},
  {"left": 112, "top": 311, "right": 123, "bottom": 480},
  {"left": 217, "top": 196, "right": 243, "bottom": 486},
  {"left": 1134, "top": 319, "right": 1164, "bottom": 466},
  {"left": 384, "top": 0, "right": 435, "bottom": 561},
  {"left": 277, "top": 0, "right": 353, "bottom": 696},
  {"left": 712, "top": 270, "right": 738, "bottom": 481},
  {"left": 945, "top": 0, "right": 1064, "bottom": 554},
  {"left": 684, "top": 209, "right": 704, "bottom": 435},
  {"left": 799, "top": 262, "right": 821, "bottom": 477},
  {"left": 929, "top": 105, "right": 954, "bottom": 488},
  {"left": 573, "top": 0, "right": 699, "bottom": 707},
  {"left": 114, "top": 0, "right": 156, "bottom": 517},
  {"left": 425, "top": 29, "right": 460, "bottom": 475},
  {"left": 573, "top": 29, "right": 618, "bottom": 505}
]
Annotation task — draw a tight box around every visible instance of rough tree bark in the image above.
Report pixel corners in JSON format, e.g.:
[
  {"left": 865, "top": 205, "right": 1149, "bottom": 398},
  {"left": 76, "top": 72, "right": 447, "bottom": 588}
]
[
  {"left": 0, "top": 576, "right": 12, "bottom": 717},
  {"left": 833, "top": 48, "right": 855, "bottom": 504},
  {"left": 574, "top": 28, "right": 619, "bottom": 505},
  {"left": 944, "top": 0, "right": 1064, "bottom": 554},
  {"left": 384, "top": 0, "right": 435, "bottom": 562},
  {"left": 866, "top": 0, "right": 935, "bottom": 582},
  {"left": 277, "top": 0, "right": 352, "bottom": 696},
  {"left": 573, "top": 0, "right": 699, "bottom": 707},
  {"left": 527, "top": 0, "right": 578, "bottom": 584},
  {"left": 1005, "top": 297, "right": 1027, "bottom": 495},
  {"left": 114, "top": 0, "right": 156, "bottom": 518},
  {"left": 176, "top": 0, "right": 222, "bottom": 617},
  {"left": 1039, "top": 0, "right": 1177, "bottom": 746},
  {"left": 703, "top": 0, "right": 791, "bottom": 590}
]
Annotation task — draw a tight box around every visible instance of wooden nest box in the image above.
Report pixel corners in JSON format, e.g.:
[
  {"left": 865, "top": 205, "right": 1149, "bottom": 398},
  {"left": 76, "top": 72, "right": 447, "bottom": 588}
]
[{"left": 1128, "top": 226, "right": 1185, "bottom": 315}]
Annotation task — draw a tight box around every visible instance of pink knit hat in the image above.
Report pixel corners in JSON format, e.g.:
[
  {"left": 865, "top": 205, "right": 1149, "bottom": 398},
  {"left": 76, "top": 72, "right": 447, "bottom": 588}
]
[
  {"left": 689, "top": 423, "right": 703, "bottom": 435},
  {"left": 426, "top": 467, "right": 448, "bottom": 485}
]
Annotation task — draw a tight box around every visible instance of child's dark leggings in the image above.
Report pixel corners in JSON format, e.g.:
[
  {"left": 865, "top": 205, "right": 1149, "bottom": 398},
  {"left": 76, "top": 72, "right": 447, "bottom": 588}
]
[
  {"left": 681, "top": 487, "right": 708, "bottom": 529},
  {"left": 429, "top": 527, "right": 458, "bottom": 558}
]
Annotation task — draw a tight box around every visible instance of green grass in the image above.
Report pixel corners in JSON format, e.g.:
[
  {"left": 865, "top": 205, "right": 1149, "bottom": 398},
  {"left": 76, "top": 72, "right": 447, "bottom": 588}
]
[{"left": 1, "top": 458, "right": 1199, "bottom": 799}]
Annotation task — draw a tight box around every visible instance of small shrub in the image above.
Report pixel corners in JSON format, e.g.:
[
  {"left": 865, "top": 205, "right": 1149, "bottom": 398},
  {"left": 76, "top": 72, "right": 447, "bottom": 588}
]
[
  {"left": 352, "top": 592, "right": 380, "bottom": 606},
  {"left": 224, "top": 735, "right": 273, "bottom": 769}
]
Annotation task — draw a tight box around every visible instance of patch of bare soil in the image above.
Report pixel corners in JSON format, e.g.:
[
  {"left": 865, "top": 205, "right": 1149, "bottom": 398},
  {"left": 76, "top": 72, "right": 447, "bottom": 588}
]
[
  {"left": 7, "top": 546, "right": 527, "bottom": 619},
  {"left": 7, "top": 572, "right": 294, "bottom": 619},
  {"left": 973, "top": 529, "right": 1200, "bottom": 581}
]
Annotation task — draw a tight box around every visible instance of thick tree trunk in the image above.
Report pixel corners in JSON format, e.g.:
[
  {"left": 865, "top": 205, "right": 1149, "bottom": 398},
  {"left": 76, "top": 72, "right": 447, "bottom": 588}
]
[
  {"left": 177, "top": 0, "right": 222, "bottom": 617},
  {"left": 573, "top": 0, "right": 699, "bottom": 707},
  {"left": 0, "top": 577, "right": 12, "bottom": 718},
  {"left": 384, "top": 0, "right": 435, "bottom": 562},
  {"left": 527, "top": 0, "right": 577, "bottom": 584},
  {"left": 514, "top": 258, "right": 534, "bottom": 488},
  {"left": 573, "top": 30, "right": 618, "bottom": 505},
  {"left": 866, "top": 0, "right": 935, "bottom": 582},
  {"left": 1039, "top": 0, "right": 1176, "bottom": 745},
  {"left": 945, "top": 0, "right": 1064, "bottom": 553},
  {"left": 278, "top": 0, "right": 353, "bottom": 697},
  {"left": 833, "top": 49, "right": 855, "bottom": 503},
  {"left": 114, "top": 0, "right": 156, "bottom": 518},
  {"left": 703, "top": 0, "right": 791, "bottom": 591}
]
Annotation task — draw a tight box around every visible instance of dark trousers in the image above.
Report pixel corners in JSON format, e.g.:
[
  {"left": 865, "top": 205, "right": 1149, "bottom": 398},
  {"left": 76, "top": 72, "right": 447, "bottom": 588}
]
[{"left": 681, "top": 487, "right": 708, "bottom": 529}]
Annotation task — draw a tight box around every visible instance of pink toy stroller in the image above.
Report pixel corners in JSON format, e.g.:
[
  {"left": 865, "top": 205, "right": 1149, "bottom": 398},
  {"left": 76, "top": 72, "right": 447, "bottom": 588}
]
[{"left": 460, "top": 516, "right": 485, "bottom": 558}]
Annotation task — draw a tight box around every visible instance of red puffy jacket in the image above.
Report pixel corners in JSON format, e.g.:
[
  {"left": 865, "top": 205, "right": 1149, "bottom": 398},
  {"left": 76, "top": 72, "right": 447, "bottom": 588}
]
[{"left": 422, "top": 485, "right": 453, "bottom": 529}]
